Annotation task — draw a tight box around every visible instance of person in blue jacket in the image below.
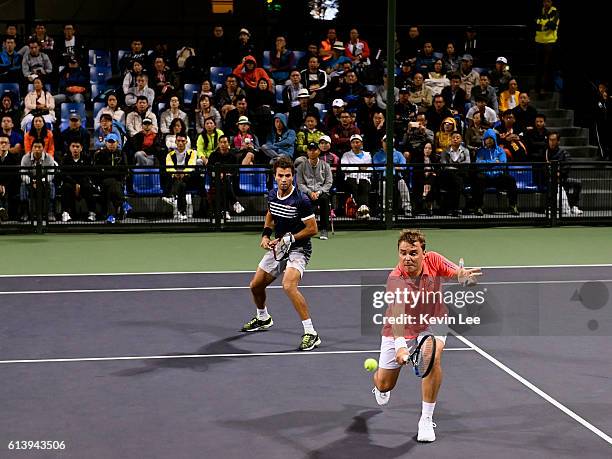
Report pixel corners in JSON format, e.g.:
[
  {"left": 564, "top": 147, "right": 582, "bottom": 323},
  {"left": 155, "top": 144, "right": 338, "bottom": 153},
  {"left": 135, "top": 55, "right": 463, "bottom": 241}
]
[
  {"left": 471, "top": 128, "right": 518, "bottom": 216},
  {"left": 372, "top": 135, "right": 412, "bottom": 216},
  {"left": 259, "top": 113, "right": 296, "bottom": 163}
]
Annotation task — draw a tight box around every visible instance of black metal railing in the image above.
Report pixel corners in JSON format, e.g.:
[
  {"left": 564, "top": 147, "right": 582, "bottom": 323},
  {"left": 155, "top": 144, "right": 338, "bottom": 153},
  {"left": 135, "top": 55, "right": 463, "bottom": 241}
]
[{"left": 1, "top": 162, "right": 611, "bottom": 233}]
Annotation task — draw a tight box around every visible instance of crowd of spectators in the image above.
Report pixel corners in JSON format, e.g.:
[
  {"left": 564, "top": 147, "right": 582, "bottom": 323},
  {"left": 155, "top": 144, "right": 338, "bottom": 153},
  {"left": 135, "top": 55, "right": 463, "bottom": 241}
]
[{"left": 0, "top": 2, "right": 593, "bottom": 225}]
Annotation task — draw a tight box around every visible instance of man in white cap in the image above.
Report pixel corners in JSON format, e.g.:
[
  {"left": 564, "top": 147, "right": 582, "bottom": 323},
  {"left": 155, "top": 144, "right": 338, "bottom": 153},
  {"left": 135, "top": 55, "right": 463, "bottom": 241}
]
[
  {"left": 322, "top": 98, "right": 345, "bottom": 131},
  {"left": 340, "top": 133, "right": 372, "bottom": 219},
  {"left": 288, "top": 88, "right": 320, "bottom": 131},
  {"left": 489, "top": 56, "right": 512, "bottom": 94},
  {"left": 236, "top": 27, "right": 256, "bottom": 63}
]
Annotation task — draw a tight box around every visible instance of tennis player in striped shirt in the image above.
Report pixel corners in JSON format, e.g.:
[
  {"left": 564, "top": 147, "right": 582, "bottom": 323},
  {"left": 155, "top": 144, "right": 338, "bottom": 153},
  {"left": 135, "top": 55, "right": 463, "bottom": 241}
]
[{"left": 241, "top": 156, "right": 321, "bottom": 351}]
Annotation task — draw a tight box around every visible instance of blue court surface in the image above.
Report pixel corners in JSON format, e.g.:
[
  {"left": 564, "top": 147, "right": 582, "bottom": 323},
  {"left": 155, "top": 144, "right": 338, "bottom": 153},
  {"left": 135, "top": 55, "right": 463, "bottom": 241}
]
[{"left": 1, "top": 266, "right": 611, "bottom": 458}]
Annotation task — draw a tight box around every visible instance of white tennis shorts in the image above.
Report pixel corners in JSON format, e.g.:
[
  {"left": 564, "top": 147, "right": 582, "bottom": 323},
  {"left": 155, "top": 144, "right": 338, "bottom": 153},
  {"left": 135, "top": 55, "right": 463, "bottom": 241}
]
[
  {"left": 378, "top": 331, "right": 447, "bottom": 370},
  {"left": 258, "top": 249, "right": 309, "bottom": 278}
]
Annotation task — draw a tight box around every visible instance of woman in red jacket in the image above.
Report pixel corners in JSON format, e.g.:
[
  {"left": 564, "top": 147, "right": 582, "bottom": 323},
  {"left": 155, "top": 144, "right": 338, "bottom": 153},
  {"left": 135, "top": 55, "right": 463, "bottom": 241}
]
[{"left": 24, "top": 115, "right": 55, "bottom": 157}]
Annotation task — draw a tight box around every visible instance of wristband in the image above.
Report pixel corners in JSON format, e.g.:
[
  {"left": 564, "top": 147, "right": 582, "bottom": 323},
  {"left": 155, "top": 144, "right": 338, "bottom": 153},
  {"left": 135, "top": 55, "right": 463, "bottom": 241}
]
[
  {"left": 394, "top": 337, "right": 408, "bottom": 352},
  {"left": 262, "top": 227, "right": 273, "bottom": 238}
]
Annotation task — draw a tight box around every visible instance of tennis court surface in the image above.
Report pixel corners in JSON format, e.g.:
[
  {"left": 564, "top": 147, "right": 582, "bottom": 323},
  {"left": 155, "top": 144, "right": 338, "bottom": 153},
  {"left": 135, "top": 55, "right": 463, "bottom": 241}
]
[{"left": 1, "top": 265, "right": 611, "bottom": 458}]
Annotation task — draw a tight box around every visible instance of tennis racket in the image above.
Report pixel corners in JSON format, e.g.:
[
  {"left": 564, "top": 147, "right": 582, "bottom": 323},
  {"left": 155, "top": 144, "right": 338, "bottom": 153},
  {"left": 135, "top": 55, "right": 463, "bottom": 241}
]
[
  {"left": 272, "top": 232, "right": 294, "bottom": 261},
  {"left": 404, "top": 334, "right": 436, "bottom": 378}
]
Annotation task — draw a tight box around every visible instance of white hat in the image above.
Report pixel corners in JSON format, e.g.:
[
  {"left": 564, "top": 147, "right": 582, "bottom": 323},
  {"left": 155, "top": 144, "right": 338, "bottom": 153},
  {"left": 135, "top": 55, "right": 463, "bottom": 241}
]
[
  {"left": 332, "top": 98, "right": 345, "bottom": 107},
  {"left": 350, "top": 134, "right": 363, "bottom": 142},
  {"left": 332, "top": 41, "right": 345, "bottom": 50},
  {"left": 239, "top": 28, "right": 250, "bottom": 37},
  {"left": 297, "top": 88, "right": 310, "bottom": 98},
  {"left": 237, "top": 115, "right": 251, "bottom": 125},
  {"left": 319, "top": 135, "right": 332, "bottom": 144},
  {"left": 496, "top": 56, "right": 508, "bottom": 64}
]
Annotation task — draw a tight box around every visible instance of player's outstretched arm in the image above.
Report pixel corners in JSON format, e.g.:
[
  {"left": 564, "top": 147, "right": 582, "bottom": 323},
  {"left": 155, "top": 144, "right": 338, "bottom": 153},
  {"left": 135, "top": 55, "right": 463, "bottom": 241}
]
[{"left": 456, "top": 258, "right": 483, "bottom": 286}]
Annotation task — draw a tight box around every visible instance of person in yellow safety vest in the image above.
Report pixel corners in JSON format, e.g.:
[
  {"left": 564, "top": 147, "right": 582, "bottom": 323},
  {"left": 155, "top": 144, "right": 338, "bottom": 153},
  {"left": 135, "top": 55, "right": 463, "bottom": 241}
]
[{"left": 535, "top": 0, "right": 560, "bottom": 94}]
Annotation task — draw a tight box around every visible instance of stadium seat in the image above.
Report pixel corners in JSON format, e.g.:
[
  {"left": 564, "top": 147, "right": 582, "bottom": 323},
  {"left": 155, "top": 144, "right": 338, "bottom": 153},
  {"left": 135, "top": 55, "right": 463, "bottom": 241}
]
[
  {"left": 275, "top": 84, "right": 284, "bottom": 105},
  {"left": 507, "top": 165, "right": 539, "bottom": 192},
  {"left": 132, "top": 169, "right": 163, "bottom": 196},
  {"left": 89, "top": 66, "right": 112, "bottom": 84},
  {"left": 27, "top": 82, "right": 52, "bottom": 93},
  {"left": 262, "top": 51, "right": 271, "bottom": 70},
  {"left": 293, "top": 51, "right": 306, "bottom": 63},
  {"left": 314, "top": 103, "right": 328, "bottom": 122},
  {"left": 210, "top": 66, "right": 233, "bottom": 87},
  {"left": 0, "top": 83, "right": 20, "bottom": 101},
  {"left": 117, "top": 49, "right": 129, "bottom": 66},
  {"left": 61, "top": 102, "right": 86, "bottom": 120},
  {"left": 238, "top": 167, "right": 268, "bottom": 195},
  {"left": 88, "top": 49, "right": 111, "bottom": 67},
  {"left": 91, "top": 83, "right": 107, "bottom": 102},
  {"left": 93, "top": 102, "right": 105, "bottom": 118},
  {"left": 183, "top": 83, "right": 200, "bottom": 105}
]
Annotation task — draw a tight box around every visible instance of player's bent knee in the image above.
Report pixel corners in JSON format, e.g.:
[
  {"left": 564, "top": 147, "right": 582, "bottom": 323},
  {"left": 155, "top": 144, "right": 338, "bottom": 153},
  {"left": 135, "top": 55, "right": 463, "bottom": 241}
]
[{"left": 375, "top": 368, "right": 400, "bottom": 391}]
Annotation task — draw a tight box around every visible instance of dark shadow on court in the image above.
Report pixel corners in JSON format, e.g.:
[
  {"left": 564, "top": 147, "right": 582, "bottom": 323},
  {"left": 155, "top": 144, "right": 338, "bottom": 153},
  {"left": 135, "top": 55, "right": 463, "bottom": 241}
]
[
  {"left": 111, "top": 334, "right": 249, "bottom": 376},
  {"left": 222, "top": 406, "right": 416, "bottom": 459}
]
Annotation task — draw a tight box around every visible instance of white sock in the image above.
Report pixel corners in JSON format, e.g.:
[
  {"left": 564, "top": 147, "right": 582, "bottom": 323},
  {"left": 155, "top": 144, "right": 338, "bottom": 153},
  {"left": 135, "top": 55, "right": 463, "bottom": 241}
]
[
  {"left": 421, "top": 401, "right": 436, "bottom": 419},
  {"left": 302, "top": 318, "right": 316, "bottom": 335},
  {"left": 257, "top": 307, "right": 270, "bottom": 320}
]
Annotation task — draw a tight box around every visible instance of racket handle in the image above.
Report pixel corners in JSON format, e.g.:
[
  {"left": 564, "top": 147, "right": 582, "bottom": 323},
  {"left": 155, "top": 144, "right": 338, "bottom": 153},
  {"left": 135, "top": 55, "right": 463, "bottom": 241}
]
[{"left": 459, "top": 258, "right": 464, "bottom": 269}]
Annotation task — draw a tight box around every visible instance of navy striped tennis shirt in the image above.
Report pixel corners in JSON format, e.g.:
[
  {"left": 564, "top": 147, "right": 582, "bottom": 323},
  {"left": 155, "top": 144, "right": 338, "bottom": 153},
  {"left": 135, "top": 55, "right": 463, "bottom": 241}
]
[{"left": 268, "top": 186, "right": 315, "bottom": 256}]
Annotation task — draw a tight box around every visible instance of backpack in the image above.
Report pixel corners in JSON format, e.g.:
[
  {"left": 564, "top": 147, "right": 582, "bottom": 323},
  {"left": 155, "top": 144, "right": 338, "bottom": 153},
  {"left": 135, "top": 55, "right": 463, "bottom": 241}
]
[{"left": 344, "top": 194, "right": 357, "bottom": 218}]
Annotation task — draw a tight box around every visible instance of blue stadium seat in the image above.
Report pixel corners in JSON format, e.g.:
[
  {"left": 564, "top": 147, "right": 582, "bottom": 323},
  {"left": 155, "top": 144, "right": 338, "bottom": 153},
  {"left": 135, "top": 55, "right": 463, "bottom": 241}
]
[
  {"left": 314, "top": 103, "right": 328, "bottom": 122},
  {"left": 507, "top": 165, "right": 539, "bottom": 192},
  {"left": 89, "top": 66, "right": 112, "bottom": 84},
  {"left": 238, "top": 168, "right": 268, "bottom": 195},
  {"left": 262, "top": 51, "right": 271, "bottom": 70},
  {"left": 132, "top": 169, "right": 163, "bottom": 196},
  {"left": 93, "top": 102, "right": 105, "bottom": 119},
  {"left": 0, "top": 83, "right": 20, "bottom": 101},
  {"left": 293, "top": 51, "right": 306, "bottom": 63},
  {"left": 88, "top": 49, "right": 111, "bottom": 67},
  {"left": 27, "top": 82, "right": 52, "bottom": 93},
  {"left": 183, "top": 83, "right": 199, "bottom": 105},
  {"left": 91, "top": 83, "right": 107, "bottom": 102},
  {"left": 210, "top": 66, "right": 233, "bottom": 87},
  {"left": 61, "top": 102, "right": 86, "bottom": 122},
  {"left": 275, "top": 84, "right": 284, "bottom": 105},
  {"left": 117, "top": 49, "right": 129, "bottom": 66}
]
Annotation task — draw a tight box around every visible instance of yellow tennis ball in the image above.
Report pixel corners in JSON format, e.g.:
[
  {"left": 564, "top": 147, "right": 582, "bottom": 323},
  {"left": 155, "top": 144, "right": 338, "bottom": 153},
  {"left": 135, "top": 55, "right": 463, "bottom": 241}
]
[{"left": 364, "top": 358, "right": 378, "bottom": 372}]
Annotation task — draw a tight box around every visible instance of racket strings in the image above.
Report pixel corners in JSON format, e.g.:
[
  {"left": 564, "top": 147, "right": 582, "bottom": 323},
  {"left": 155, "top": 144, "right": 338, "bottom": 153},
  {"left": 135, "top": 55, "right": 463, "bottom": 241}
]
[{"left": 416, "top": 337, "right": 435, "bottom": 376}]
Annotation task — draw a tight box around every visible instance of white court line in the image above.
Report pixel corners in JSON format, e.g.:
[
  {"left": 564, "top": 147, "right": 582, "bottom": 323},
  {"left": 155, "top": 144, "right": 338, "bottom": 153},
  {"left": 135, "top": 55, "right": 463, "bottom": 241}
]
[
  {"left": 454, "top": 333, "right": 612, "bottom": 446},
  {"left": 1, "top": 279, "right": 611, "bottom": 296},
  {"left": 0, "top": 347, "right": 474, "bottom": 365},
  {"left": 0, "top": 263, "right": 610, "bottom": 278}
]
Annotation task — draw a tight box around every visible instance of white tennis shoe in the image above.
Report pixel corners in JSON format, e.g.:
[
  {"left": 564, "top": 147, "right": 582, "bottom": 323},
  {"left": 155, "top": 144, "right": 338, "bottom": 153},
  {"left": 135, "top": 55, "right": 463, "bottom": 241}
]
[
  {"left": 417, "top": 416, "right": 436, "bottom": 442},
  {"left": 372, "top": 387, "right": 390, "bottom": 406}
]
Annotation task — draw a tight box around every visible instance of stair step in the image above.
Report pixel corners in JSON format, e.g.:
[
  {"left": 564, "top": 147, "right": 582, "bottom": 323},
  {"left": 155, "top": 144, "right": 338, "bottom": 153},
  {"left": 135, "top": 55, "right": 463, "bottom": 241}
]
[
  {"left": 539, "top": 108, "right": 573, "bottom": 118},
  {"left": 556, "top": 127, "right": 588, "bottom": 137},
  {"left": 564, "top": 145, "right": 599, "bottom": 158},
  {"left": 560, "top": 136, "right": 589, "bottom": 146},
  {"left": 547, "top": 117, "right": 575, "bottom": 127}
]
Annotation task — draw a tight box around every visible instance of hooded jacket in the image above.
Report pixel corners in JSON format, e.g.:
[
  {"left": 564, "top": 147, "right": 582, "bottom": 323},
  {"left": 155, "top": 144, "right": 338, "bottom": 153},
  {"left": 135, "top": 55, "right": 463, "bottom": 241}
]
[
  {"left": 434, "top": 117, "right": 458, "bottom": 154},
  {"left": 476, "top": 129, "right": 506, "bottom": 176},
  {"left": 232, "top": 55, "right": 272, "bottom": 90},
  {"left": 264, "top": 113, "right": 296, "bottom": 158}
]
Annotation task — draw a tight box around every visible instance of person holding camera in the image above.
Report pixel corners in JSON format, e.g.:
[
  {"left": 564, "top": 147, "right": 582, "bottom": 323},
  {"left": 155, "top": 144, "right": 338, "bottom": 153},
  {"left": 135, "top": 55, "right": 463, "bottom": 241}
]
[{"left": 232, "top": 116, "right": 260, "bottom": 165}]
